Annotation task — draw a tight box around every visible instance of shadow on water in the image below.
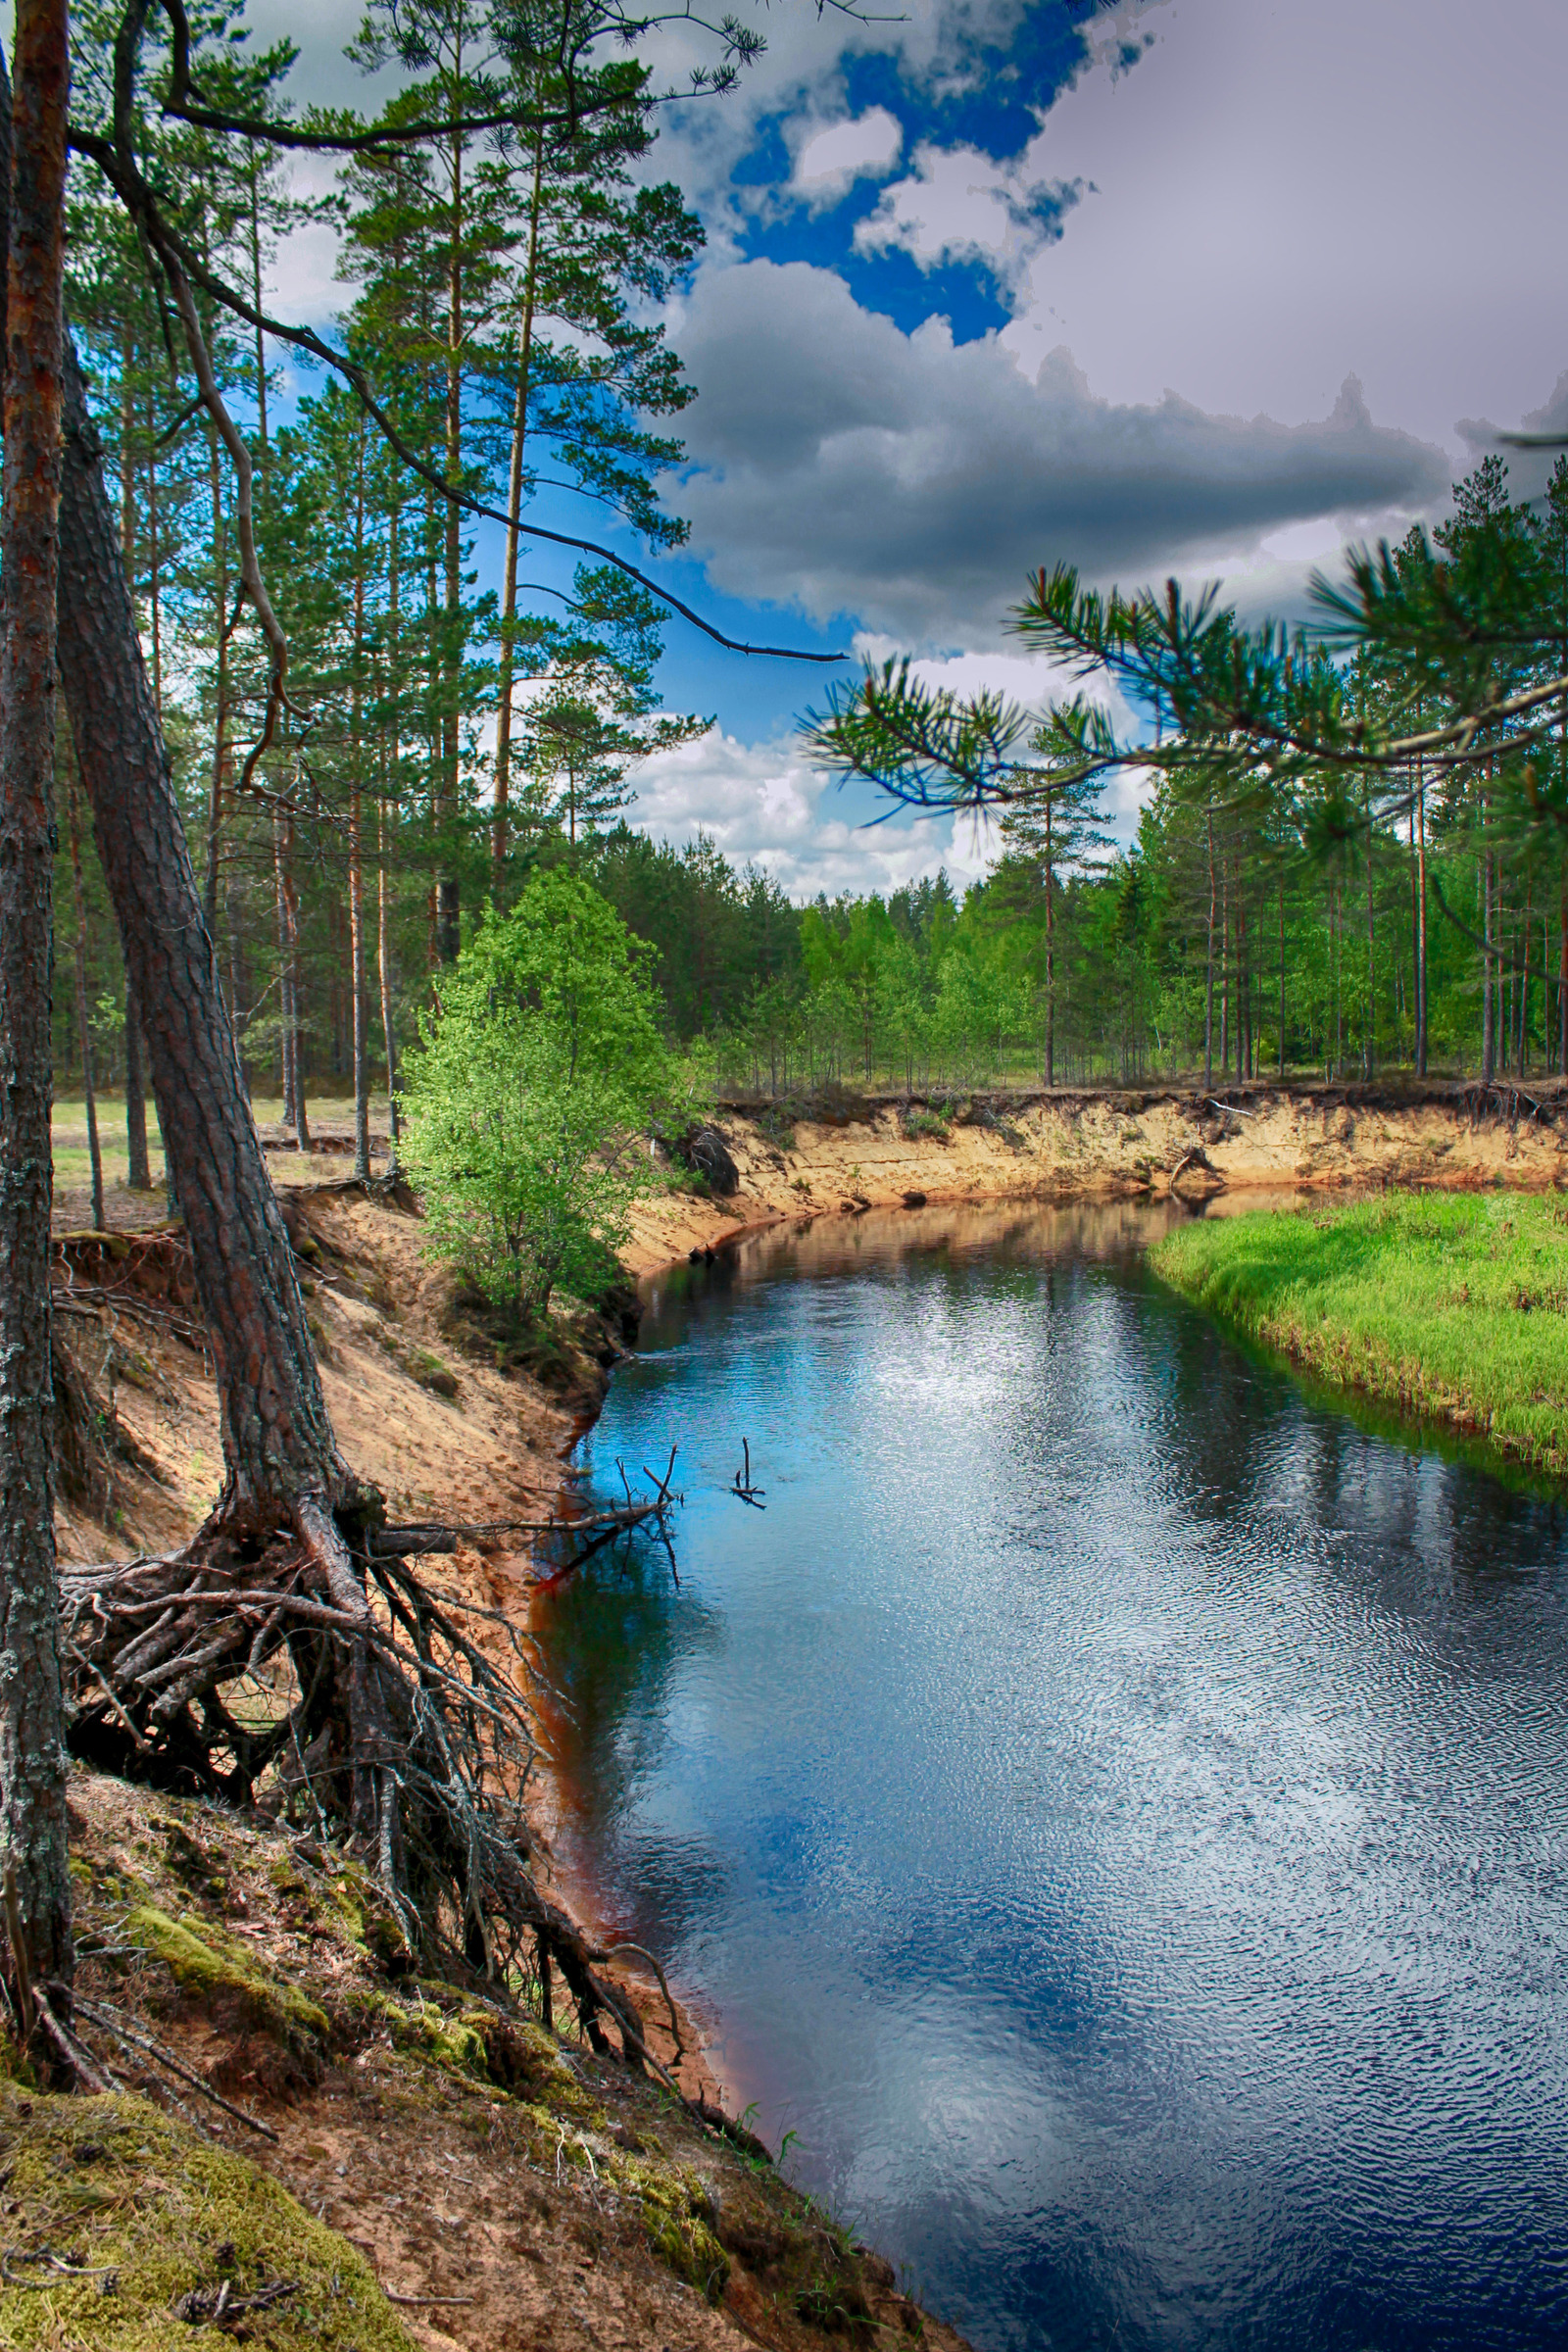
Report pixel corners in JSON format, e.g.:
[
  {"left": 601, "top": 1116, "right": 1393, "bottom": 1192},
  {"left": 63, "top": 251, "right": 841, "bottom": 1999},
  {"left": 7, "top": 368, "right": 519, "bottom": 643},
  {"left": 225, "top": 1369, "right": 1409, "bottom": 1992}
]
[{"left": 534, "top": 1199, "right": 1568, "bottom": 2352}]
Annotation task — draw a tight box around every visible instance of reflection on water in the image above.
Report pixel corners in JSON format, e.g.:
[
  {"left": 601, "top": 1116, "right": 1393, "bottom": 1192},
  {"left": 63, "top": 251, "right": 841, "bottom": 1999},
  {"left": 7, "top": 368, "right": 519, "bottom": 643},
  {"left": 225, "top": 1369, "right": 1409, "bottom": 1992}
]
[{"left": 537, "top": 1201, "right": 1568, "bottom": 2352}]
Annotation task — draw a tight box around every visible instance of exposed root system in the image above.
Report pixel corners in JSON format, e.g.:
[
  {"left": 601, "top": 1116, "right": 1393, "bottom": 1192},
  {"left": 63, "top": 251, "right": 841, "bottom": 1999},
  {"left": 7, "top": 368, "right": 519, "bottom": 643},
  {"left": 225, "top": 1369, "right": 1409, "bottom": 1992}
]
[{"left": 55, "top": 1436, "right": 692, "bottom": 2125}]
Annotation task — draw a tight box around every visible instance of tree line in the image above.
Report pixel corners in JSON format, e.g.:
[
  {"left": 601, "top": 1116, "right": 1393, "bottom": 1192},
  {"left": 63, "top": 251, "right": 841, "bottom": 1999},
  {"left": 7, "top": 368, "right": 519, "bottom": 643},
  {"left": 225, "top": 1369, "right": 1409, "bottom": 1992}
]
[{"left": 808, "top": 452, "right": 1568, "bottom": 1096}]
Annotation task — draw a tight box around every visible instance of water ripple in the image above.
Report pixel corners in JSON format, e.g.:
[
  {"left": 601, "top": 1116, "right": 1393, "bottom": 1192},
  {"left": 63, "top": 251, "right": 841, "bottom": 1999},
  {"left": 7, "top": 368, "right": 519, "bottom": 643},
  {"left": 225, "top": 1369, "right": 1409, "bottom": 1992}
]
[{"left": 541, "top": 1202, "right": 1568, "bottom": 2352}]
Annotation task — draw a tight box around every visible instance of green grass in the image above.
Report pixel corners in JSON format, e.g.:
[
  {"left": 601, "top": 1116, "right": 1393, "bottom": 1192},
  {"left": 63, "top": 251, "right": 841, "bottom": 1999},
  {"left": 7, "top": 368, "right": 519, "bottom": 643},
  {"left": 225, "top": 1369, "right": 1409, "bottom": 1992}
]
[
  {"left": 49, "top": 1095, "right": 402, "bottom": 1202},
  {"left": 1151, "top": 1191, "right": 1568, "bottom": 1481}
]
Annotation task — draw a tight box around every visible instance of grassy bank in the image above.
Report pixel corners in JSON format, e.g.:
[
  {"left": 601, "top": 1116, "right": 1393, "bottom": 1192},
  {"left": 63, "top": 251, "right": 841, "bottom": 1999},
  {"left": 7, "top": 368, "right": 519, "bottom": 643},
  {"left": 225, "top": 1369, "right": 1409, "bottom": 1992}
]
[{"left": 1151, "top": 1191, "right": 1568, "bottom": 1480}]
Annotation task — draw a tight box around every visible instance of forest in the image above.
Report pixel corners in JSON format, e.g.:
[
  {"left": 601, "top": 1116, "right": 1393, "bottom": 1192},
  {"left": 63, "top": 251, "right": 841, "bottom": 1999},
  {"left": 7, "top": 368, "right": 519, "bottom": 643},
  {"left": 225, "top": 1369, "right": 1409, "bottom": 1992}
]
[{"left": 59, "top": 108, "right": 1568, "bottom": 1129}]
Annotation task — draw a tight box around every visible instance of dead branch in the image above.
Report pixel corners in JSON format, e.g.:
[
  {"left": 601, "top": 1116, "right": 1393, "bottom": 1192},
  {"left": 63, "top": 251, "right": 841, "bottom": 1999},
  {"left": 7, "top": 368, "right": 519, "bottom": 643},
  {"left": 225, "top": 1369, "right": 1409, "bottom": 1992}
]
[
  {"left": 730, "top": 1437, "right": 766, "bottom": 1509},
  {"left": 602, "top": 1940, "right": 684, "bottom": 2061},
  {"left": 72, "top": 1994, "right": 279, "bottom": 2139},
  {"left": 28, "top": 1985, "right": 119, "bottom": 2095}
]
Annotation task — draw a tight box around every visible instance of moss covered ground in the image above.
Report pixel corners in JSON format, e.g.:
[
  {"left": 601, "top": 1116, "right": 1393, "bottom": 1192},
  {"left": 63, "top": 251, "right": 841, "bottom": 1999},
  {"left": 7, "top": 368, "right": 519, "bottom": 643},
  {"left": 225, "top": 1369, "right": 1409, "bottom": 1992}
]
[
  {"left": 0, "top": 2085, "right": 416, "bottom": 2352},
  {"left": 1152, "top": 1190, "right": 1568, "bottom": 1477},
  {"left": 1, "top": 1772, "right": 942, "bottom": 2352}
]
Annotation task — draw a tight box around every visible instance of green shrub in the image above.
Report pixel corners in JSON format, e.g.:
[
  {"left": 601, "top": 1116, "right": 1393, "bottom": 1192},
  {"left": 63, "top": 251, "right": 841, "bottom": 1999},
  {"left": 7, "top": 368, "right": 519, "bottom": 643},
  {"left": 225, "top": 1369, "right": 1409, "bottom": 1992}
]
[{"left": 400, "top": 872, "right": 704, "bottom": 1317}]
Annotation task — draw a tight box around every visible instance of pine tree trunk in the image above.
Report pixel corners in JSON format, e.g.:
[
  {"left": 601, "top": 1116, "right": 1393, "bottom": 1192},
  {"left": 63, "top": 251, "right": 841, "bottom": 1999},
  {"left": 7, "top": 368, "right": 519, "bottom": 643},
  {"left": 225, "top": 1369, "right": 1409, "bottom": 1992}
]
[
  {"left": 1364, "top": 782, "right": 1375, "bottom": 1080},
  {"left": 1518, "top": 882, "right": 1533, "bottom": 1078},
  {"left": 274, "top": 813, "right": 296, "bottom": 1131},
  {"left": 1235, "top": 883, "right": 1246, "bottom": 1085},
  {"left": 0, "top": 0, "right": 74, "bottom": 2017},
  {"left": 1219, "top": 857, "right": 1229, "bottom": 1075},
  {"left": 1278, "top": 870, "right": 1286, "bottom": 1077},
  {"left": 277, "top": 812, "right": 311, "bottom": 1153},
  {"left": 123, "top": 966, "right": 151, "bottom": 1189},
  {"left": 350, "top": 433, "right": 370, "bottom": 1183},
  {"left": 1212, "top": 808, "right": 1222, "bottom": 1091},
  {"left": 494, "top": 132, "right": 545, "bottom": 904},
  {"left": 380, "top": 503, "right": 402, "bottom": 1161},
  {"left": 1044, "top": 803, "right": 1054, "bottom": 1089},
  {"left": 203, "top": 421, "right": 227, "bottom": 933},
  {"left": 1416, "top": 766, "right": 1428, "bottom": 1077},
  {"left": 57, "top": 337, "right": 349, "bottom": 1526},
  {"left": 66, "top": 755, "right": 104, "bottom": 1231},
  {"left": 378, "top": 799, "right": 400, "bottom": 1160},
  {"left": 143, "top": 424, "right": 164, "bottom": 717},
  {"left": 1481, "top": 839, "right": 1495, "bottom": 1086},
  {"left": 436, "top": 117, "right": 465, "bottom": 965}
]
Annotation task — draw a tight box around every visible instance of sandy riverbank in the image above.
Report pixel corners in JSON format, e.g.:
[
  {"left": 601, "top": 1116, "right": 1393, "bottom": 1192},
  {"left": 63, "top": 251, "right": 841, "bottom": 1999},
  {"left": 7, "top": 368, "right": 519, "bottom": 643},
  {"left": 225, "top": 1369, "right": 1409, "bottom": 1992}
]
[{"left": 619, "top": 1078, "right": 1568, "bottom": 1271}]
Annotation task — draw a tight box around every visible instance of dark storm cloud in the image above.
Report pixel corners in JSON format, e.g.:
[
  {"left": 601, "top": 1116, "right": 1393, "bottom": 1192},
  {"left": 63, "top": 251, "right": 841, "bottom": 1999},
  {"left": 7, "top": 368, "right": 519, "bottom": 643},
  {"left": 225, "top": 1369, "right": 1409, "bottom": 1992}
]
[
  {"left": 666, "top": 261, "right": 1452, "bottom": 645},
  {"left": 1457, "top": 374, "right": 1568, "bottom": 510}
]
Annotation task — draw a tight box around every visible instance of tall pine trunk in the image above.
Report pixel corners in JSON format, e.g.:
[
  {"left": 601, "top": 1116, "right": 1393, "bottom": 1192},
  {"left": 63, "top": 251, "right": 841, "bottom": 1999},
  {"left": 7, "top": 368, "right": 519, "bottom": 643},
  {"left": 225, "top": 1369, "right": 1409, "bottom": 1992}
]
[
  {"left": 350, "top": 428, "right": 370, "bottom": 1182},
  {"left": 1203, "top": 808, "right": 1215, "bottom": 1091},
  {"left": 1481, "top": 834, "right": 1496, "bottom": 1086},
  {"left": 493, "top": 131, "right": 545, "bottom": 903},
  {"left": 1363, "top": 781, "right": 1375, "bottom": 1079},
  {"left": 436, "top": 102, "right": 466, "bottom": 965},
  {"left": 115, "top": 380, "right": 153, "bottom": 1190},
  {"left": 58, "top": 334, "right": 348, "bottom": 1526},
  {"left": 0, "top": 0, "right": 74, "bottom": 2019},
  {"left": 380, "top": 496, "right": 402, "bottom": 1162},
  {"left": 123, "top": 968, "right": 151, "bottom": 1189},
  {"left": 66, "top": 753, "right": 104, "bottom": 1230},
  {"left": 1044, "top": 798, "right": 1054, "bottom": 1089},
  {"left": 1278, "top": 870, "right": 1286, "bottom": 1077},
  {"left": 202, "top": 418, "right": 227, "bottom": 933}
]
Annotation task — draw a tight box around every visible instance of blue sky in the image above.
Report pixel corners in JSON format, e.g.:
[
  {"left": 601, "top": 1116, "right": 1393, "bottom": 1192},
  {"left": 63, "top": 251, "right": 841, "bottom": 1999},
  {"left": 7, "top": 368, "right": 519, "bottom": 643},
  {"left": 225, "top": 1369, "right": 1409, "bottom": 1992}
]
[{"left": 98, "top": 0, "right": 1568, "bottom": 893}]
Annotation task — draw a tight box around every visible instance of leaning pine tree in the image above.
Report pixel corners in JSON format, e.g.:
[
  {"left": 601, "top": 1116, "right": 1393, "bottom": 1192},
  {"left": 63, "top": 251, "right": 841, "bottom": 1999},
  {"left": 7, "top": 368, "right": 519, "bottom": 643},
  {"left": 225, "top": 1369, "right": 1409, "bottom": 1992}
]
[
  {"left": 0, "top": 51, "right": 681, "bottom": 2078},
  {"left": 7, "top": 0, "right": 836, "bottom": 2096}
]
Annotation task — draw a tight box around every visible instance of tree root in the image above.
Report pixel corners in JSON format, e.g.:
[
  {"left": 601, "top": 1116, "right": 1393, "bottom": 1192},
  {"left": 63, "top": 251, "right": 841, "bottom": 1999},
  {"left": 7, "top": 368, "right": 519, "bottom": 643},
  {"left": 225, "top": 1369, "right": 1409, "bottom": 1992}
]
[{"left": 55, "top": 1473, "right": 713, "bottom": 2112}]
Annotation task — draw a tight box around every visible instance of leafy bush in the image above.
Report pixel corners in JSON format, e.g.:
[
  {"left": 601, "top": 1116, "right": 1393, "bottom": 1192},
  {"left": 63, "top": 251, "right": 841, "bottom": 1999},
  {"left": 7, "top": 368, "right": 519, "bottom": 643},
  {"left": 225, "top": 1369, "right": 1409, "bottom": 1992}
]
[{"left": 400, "top": 872, "right": 699, "bottom": 1318}]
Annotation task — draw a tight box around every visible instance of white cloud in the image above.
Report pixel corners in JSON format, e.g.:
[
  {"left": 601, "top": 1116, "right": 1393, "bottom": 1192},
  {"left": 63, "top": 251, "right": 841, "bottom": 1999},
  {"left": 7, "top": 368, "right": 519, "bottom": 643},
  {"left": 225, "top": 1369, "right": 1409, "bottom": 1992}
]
[
  {"left": 665, "top": 259, "right": 1448, "bottom": 646},
  {"left": 266, "top": 154, "right": 348, "bottom": 335},
  {"left": 855, "top": 142, "right": 1083, "bottom": 289},
  {"left": 625, "top": 641, "right": 1157, "bottom": 900},
  {"left": 626, "top": 727, "right": 994, "bottom": 900},
  {"left": 790, "top": 108, "right": 904, "bottom": 207}
]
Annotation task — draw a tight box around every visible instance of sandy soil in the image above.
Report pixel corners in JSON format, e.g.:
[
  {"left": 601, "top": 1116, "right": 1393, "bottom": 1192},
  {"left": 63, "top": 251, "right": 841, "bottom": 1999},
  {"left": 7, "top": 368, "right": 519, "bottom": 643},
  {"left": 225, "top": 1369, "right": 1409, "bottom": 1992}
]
[{"left": 621, "top": 1081, "right": 1568, "bottom": 1269}]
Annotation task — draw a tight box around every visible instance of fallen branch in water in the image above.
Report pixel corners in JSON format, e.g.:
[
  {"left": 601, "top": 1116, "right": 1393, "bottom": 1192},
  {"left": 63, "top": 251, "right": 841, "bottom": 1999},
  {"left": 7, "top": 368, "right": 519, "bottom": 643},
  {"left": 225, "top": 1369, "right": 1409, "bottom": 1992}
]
[{"left": 730, "top": 1438, "right": 766, "bottom": 1510}]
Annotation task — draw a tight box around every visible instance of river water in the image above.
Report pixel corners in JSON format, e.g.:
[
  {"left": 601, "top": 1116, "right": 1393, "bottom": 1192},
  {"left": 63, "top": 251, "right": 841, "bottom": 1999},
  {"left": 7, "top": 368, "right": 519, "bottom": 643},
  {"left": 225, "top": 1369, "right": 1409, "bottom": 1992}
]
[{"left": 536, "top": 1200, "right": 1568, "bottom": 2352}]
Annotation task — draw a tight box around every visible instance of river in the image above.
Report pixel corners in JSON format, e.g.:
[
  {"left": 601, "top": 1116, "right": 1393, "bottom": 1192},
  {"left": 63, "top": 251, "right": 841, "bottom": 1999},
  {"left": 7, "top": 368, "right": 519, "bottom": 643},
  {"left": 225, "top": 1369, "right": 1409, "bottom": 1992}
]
[{"left": 534, "top": 1199, "right": 1568, "bottom": 2352}]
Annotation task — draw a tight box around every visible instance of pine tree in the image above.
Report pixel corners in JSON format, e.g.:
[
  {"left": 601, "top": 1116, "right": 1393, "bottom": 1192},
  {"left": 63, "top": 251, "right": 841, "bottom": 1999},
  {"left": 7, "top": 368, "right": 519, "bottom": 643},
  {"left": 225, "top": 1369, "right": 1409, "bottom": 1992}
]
[{"left": 996, "top": 762, "right": 1110, "bottom": 1087}]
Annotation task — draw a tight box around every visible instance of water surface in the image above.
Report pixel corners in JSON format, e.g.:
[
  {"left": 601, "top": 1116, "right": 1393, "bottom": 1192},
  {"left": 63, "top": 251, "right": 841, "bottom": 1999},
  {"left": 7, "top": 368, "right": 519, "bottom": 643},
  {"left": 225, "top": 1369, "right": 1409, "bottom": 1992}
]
[{"left": 537, "top": 1200, "right": 1568, "bottom": 2352}]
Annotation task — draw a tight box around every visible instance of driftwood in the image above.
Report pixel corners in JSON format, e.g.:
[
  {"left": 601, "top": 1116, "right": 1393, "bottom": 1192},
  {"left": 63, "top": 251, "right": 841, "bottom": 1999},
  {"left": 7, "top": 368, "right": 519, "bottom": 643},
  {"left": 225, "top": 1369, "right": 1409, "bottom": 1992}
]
[{"left": 1169, "top": 1145, "right": 1223, "bottom": 1195}]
